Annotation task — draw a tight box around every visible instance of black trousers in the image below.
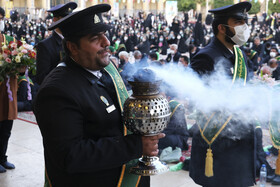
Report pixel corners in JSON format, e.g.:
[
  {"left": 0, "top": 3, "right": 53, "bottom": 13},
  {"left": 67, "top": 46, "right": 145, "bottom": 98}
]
[
  {"left": 0, "top": 120, "right": 13, "bottom": 163},
  {"left": 138, "top": 176, "right": 150, "bottom": 187}
]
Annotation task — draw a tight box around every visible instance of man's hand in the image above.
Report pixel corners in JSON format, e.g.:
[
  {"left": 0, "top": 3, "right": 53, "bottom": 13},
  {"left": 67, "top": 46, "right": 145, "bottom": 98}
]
[{"left": 141, "top": 133, "right": 165, "bottom": 157}]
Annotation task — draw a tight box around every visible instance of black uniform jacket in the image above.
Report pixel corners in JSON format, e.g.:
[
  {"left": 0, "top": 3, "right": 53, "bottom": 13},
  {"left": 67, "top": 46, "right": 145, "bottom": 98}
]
[
  {"left": 35, "top": 31, "right": 63, "bottom": 85},
  {"left": 33, "top": 58, "right": 143, "bottom": 187},
  {"left": 189, "top": 37, "right": 256, "bottom": 187}
]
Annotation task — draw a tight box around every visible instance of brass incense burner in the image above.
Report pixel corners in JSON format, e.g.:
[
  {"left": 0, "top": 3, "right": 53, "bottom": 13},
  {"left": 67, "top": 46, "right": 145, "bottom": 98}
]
[{"left": 123, "top": 79, "right": 171, "bottom": 176}]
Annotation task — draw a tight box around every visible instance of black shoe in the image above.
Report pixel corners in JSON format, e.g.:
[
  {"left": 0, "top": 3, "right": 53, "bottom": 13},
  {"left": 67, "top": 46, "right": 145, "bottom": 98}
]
[
  {"left": 272, "top": 174, "right": 280, "bottom": 185},
  {"left": 0, "top": 164, "right": 6, "bottom": 173},
  {"left": 267, "top": 173, "right": 276, "bottom": 182},
  {"left": 1, "top": 161, "right": 15, "bottom": 169}
]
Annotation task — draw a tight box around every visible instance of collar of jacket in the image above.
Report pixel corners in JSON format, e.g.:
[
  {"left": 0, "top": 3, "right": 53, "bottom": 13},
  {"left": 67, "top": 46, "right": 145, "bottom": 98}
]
[
  {"left": 52, "top": 31, "right": 63, "bottom": 45},
  {"left": 64, "top": 57, "right": 102, "bottom": 85},
  {"left": 212, "top": 36, "right": 235, "bottom": 60}
]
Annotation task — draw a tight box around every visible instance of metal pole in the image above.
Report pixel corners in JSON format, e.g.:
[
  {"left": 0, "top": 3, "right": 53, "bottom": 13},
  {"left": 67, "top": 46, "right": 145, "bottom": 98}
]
[
  {"left": 206, "top": 0, "right": 208, "bottom": 16},
  {"left": 266, "top": 0, "right": 269, "bottom": 14}
]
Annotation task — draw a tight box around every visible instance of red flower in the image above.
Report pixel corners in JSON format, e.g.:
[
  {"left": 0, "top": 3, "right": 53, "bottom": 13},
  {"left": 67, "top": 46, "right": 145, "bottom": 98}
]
[
  {"left": 3, "top": 49, "right": 11, "bottom": 55},
  {"left": 5, "top": 58, "right": 11, "bottom": 63},
  {"left": 29, "top": 51, "right": 36, "bottom": 59},
  {"left": 17, "top": 40, "right": 23, "bottom": 47}
]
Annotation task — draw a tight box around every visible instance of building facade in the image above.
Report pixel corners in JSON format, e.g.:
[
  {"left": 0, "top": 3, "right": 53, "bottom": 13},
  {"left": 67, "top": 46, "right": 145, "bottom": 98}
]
[{"left": 0, "top": 0, "right": 167, "bottom": 19}]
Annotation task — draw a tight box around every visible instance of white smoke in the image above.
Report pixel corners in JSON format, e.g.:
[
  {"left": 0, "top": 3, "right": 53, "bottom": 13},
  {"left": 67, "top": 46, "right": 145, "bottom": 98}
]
[{"left": 148, "top": 63, "right": 279, "bottom": 126}]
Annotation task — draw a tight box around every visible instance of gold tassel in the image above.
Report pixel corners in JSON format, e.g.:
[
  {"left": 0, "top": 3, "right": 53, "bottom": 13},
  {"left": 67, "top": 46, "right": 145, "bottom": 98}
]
[
  {"left": 205, "top": 148, "right": 214, "bottom": 177},
  {"left": 276, "top": 149, "right": 280, "bottom": 175}
]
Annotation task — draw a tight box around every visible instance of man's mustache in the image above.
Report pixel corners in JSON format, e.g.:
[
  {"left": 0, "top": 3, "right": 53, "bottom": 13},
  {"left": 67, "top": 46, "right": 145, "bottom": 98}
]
[{"left": 97, "top": 46, "right": 110, "bottom": 54}]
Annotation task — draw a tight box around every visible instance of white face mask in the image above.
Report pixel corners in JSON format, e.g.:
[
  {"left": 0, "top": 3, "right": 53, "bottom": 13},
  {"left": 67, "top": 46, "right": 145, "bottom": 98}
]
[
  {"left": 271, "top": 67, "right": 277, "bottom": 71},
  {"left": 0, "top": 20, "right": 4, "bottom": 32},
  {"left": 170, "top": 50, "right": 175, "bottom": 55},
  {"left": 270, "top": 52, "right": 277, "bottom": 58},
  {"left": 230, "top": 24, "right": 250, "bottom": 46}
]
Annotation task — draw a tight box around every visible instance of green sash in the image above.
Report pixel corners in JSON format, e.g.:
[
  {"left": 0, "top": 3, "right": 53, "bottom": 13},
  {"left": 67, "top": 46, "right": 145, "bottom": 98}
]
[
  {"left": 197, "top": 45, "right": 247, "bottom": 177},
  {"left": 4, "top": 34, "right": 16, "bottom": 44},
  {"left": 249, "top": 49, "right": 257, "bottom": 60},
  {"left": 104, "top": 62, "right": 141, "bottom": 187},
  {"left": 276, "top": 56, "right": 280, "bottom": 62},
  {"left": 17, "top": 75, "right": 34, "bottom": 86},
  {"left": 169, "top": 100, "right": 181, "bottom": 119},
  {"left": 232, "top": 46, "right": 247, "bottom": 85}
]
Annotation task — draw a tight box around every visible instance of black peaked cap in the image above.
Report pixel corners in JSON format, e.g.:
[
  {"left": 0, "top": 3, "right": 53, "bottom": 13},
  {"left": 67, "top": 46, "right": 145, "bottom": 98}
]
[
  {"left": 209, "top": 2, "right": 252, "bottom": 20},
  {"left": 47, "top": 2, "right": 77, "bottom": 17},
  {"left": 48, "top": 4, "right": 112, "bottom": 38}
]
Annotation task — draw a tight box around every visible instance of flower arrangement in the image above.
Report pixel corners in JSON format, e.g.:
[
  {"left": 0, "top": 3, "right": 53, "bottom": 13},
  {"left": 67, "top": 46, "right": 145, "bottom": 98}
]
[
  {"left": 0, "top": 39, "right": 36, "bottom": 82},
  {"left": 250, "top": 72, "right": 280, "bottom": 87}
]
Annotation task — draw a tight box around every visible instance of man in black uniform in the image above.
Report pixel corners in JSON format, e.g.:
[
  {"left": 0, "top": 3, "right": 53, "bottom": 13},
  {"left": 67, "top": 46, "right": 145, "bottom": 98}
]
[
  {"left": 35, "top": 2, "right": 77, "bottom": 85},
  {"left": 33, "top": 4, "right": 164, "bottom": 187},
  {"left": 190, "top": 2, "right": 256, "bottom": 187}
]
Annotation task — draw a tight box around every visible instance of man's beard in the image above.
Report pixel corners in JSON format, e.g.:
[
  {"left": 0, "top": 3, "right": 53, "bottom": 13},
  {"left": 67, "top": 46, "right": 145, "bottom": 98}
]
[{"left": 224, "top": 27, "right": 235, "bottom": 45}]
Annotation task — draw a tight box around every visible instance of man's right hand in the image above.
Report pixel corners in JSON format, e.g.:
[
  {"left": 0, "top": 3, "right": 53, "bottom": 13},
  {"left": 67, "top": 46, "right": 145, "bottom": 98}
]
[{"left": 141, "top": 133, "right": 165, "bottom": 157}]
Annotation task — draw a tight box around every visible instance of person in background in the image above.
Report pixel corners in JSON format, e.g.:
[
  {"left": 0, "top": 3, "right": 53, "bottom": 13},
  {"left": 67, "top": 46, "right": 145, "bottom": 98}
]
[
  {"left": 268, "top": 58, "right": 280, "bottom": 80},
  {"left": 0, "top": 7, "right": 17, "bottom": 173},
  {"left": 33, "top": 4, "right": 164, "bottom": 187},
  {"left": 261, "top": 45, "right": 279, "bottom": 66},
  {"left": 179, "top": 55, "right": 189, "bottom": 68},
  {"left": 17, "top": 72, "right": 37, "bottom": 112},
  {"left": 252, "top": 37, "right": 263, "bottom": 62},
  {"left": 188, "top": 44, "right": 199, "bottom": 60},
  {"left": 148, "top": 51, "right": 161, "bottom": 66},
  {"left": 255, "top": 125, "right": 275, "bottom": 183},
  {"left": 190, "top": 2, "right": 256, "bottom": 187},
  {"left": 135, "top": 34, "right": 150, "bottom": 56},
  {"left": 134, "top": 50, "right": 142, "bottom": 63},
  {"left": 158, "top": 89, "right": 189, "bottom": 151},
  {"left": 166, "top": 44, "right": 181, "bottom": 63},
  {"left": 243, "top": 46, "right": 259, "bottom": 72},
  {"left": 108, "top": 46, "right": 116, "bottom": 57},
  {"left": 35, "top": 2, "right": 77, "bottom": 85}
]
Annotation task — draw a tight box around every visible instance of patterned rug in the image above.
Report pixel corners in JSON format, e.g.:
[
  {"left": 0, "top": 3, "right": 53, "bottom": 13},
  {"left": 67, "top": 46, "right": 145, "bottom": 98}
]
[{"left": 17, "top": 111, "right": 37, "bottom": 125}]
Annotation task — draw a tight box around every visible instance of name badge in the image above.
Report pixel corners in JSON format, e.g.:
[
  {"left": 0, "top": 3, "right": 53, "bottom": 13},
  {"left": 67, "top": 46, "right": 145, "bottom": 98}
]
[{"left": 106, "top": 105, "right": 116, "bottom": 113}]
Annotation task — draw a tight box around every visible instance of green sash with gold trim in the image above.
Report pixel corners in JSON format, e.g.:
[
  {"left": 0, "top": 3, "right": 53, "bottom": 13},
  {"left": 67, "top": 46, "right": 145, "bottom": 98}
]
[
  {"left": 104, "top": 62, "right": 141, "bottom": 187},
  {"left": 169, "top": 100, "right": 181, "bottom": 119},
  {"left": 197, "top": 45, "right": 247, "bottom": 177},
  {"left": 17, "top": 75, "right": 34, "bottom": 86},
  {"left": 249, "top": 49, "right": 257, "bottom": 60}
]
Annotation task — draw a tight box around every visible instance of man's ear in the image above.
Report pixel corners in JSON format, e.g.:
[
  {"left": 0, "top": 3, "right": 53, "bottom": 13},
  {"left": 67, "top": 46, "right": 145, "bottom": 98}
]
[
  {"left": 67, "top": 41, "right": 78, "bottom": 56},
  {"left": 218, "top": 24, "right": 226, "bottom": 34}
]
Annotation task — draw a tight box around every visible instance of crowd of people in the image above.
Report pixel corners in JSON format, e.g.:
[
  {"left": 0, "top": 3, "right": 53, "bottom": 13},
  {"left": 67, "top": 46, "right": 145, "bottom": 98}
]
[
  {"left": 2, "top": 4, "right": 280, "bottom": 84},
  {"left": 0, "top": 1, "right": 280, "bottom": 187}
]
